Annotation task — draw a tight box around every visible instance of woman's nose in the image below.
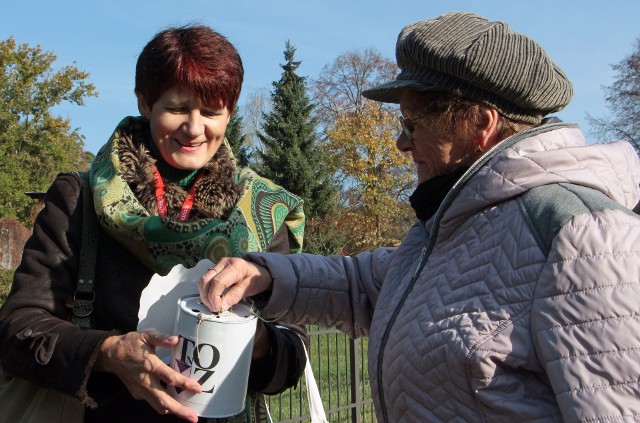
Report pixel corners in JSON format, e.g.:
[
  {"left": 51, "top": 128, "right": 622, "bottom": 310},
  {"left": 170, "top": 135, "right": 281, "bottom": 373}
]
[
  {"left": 183, "top": 112, "right": 204, "bottom": 137},
  {"left": 396, "top": 131, "right": 413, "bottom": 152}
]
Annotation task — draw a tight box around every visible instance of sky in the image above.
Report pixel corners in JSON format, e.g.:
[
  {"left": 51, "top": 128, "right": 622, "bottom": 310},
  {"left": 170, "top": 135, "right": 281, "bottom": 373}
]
[{"left": 2, "top": 0, "right": 639, "bottom": 154}]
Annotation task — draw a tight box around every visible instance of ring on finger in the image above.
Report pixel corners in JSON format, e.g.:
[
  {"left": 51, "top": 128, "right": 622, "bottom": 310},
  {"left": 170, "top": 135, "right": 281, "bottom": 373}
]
[{"left": 208, "top": 267, "right": 219, "bottom": 275}]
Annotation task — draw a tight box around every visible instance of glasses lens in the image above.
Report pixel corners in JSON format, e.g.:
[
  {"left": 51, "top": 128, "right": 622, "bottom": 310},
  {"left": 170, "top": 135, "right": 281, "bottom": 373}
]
[{"left": 399, "top": 116, "right": 415, "bottom": 137}]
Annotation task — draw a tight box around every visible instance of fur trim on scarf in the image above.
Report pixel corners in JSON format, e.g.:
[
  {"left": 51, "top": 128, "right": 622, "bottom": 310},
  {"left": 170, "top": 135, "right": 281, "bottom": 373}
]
[{"left": 116, "top": 119, "right": 242, "bottom": 220}]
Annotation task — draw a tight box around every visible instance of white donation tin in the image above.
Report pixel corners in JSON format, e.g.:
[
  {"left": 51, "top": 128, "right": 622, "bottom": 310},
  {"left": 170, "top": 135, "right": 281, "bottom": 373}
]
[{"left": 169, "top": 294, "right": 257, "bottom": 417}]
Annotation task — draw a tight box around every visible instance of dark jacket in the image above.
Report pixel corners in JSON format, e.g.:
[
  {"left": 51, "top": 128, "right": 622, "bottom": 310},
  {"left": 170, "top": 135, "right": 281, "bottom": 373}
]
[{"left": 0, "top": 172, "right": 306, "bottom": 422}]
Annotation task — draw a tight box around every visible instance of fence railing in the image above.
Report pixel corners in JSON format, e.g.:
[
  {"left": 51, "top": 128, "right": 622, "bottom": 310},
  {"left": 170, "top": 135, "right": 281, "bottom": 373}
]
[{"left": 266, "top": 326, "right": 374, "bottom": 423}]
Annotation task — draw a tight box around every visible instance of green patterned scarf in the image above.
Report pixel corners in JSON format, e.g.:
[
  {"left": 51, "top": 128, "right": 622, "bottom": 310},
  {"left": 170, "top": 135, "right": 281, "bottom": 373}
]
[{"left": 89, "top": 119, "right": 305, "bottom": 276}]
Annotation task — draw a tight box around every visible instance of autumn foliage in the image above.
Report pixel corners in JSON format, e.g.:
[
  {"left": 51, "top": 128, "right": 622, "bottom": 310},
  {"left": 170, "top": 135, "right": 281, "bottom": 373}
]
[{"left": 324, "top": 101, "right": 415, "bottom": 251}]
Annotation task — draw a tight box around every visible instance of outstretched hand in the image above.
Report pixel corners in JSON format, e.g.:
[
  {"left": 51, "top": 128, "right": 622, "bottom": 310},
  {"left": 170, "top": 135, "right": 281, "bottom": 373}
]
[
  {"left": 198, "top": 257, "right": 273, "bottom": 312},
  {"left": 95, "top": 329, "right": 202, "bottom": 423}
]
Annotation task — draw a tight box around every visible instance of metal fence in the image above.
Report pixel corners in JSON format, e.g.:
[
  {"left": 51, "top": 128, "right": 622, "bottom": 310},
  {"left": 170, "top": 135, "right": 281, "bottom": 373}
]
[{"left": 267, "top": 326, "right": 375, "bottom": 423}]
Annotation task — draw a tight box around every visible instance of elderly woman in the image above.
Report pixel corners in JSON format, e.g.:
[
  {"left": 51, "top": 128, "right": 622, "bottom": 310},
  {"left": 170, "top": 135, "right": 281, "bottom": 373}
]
[
  {"left": 199, "top": 12, "right": 640, "bottom": 423},
  {"left": 0, "top": 26, "right": 307, "bottom": 422}
]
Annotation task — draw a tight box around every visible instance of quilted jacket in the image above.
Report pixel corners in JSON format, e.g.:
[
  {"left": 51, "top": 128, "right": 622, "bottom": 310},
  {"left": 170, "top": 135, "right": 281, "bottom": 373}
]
[{"left": 245, "top": 122, "right": 640, "bottom": 422}]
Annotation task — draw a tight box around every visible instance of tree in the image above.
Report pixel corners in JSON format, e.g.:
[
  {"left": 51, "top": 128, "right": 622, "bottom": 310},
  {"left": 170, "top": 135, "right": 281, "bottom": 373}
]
[
  {"left": 588, "top": 36, "right": 640, "bottom": 152},
  {"left": 310, "top": 48, "right": 414, "bottom": 251},
  {"left": 225, "top": 106, "right": 251, "bottom": 167},
  {"left": 0, "top": 37, "right": 97, "bottom": 224},
  {"left": 325, "top": 101, "right": 415, "bottom": 250},
  {"left": 257, "top": 40, "right": 337, "bottom": 219},
  {"left": 242, "top": 87, "right": 271, "bottom": 156},
  {"left": 312, "top": 48, "right": 397, "bottom": 128}
]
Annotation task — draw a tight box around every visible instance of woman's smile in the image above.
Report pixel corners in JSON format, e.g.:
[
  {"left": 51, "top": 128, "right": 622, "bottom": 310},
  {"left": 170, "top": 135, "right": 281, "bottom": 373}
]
[
  {"left": 138, "top": 85, "right": 231, "bottom": 170},
  {"left": 175, "top": 139, "right": 206, "bottom": 149}
]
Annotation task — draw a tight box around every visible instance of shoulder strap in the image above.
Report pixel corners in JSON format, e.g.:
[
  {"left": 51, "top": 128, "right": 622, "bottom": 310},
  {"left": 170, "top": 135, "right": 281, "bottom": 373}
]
[
  {"left": 71, "top": 171, "right": 99, "bottom": 329},
  {"left": 517, "top": 182, "right": 635, "bottom": 255}
]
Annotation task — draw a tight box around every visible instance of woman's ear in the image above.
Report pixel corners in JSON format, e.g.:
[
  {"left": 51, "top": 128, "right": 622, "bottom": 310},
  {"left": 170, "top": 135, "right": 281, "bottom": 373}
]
[
  {"left": 473, "top": 107, "right": 501, "bottom": 151},
  {"left": 136, "top": 93, "right": 151, "bottom": 118}
]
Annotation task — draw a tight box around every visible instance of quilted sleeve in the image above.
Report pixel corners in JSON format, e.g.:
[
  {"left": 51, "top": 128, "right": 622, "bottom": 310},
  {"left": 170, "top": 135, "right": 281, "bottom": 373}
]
[
  {"left": 531, "top": 208, "right": 640, "bottom": 422},
  {"left": 245, "top": 247, "right": 395, "bottom": 339}
]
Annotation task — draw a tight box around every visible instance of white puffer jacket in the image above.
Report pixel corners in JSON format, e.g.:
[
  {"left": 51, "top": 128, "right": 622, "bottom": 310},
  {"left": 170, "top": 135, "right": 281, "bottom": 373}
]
[{"left": 247, "top": 122, "right": 640, "bottom": 422}]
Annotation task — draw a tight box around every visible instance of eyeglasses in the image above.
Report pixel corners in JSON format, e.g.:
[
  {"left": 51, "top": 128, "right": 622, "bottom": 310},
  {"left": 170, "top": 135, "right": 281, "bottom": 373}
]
[{"left": 398, "top": 114, "right": 426, "bottom": 138}]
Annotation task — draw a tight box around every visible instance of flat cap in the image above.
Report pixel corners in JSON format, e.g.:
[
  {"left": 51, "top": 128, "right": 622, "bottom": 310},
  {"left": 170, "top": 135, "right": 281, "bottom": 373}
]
[{"left": 362, "top": 12, "right": 573, "bottom": 124}]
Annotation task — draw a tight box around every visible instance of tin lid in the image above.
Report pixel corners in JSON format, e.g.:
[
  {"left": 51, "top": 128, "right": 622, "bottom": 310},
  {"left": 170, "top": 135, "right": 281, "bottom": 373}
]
[{"left": 178, "top": 294, "right": 256, "bottom": 323}]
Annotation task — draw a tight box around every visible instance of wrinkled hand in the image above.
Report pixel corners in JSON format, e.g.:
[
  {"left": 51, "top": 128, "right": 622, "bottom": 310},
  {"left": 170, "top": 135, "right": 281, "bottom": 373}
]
[
  {"left": 95, "top": 329, "right": 201, "bottom": 423},
  {"left": 198, "top": 257, "right": 272, "bottom": 313}
]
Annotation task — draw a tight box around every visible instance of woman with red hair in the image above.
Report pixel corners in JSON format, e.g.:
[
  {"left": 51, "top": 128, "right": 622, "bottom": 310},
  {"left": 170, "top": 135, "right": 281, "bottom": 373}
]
[{"left": 0, "top": 25, "right": 307, "bottom": 422}]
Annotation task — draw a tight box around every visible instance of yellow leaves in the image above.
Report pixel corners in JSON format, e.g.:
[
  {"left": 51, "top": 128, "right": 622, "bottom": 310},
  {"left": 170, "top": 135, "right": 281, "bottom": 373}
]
[
  {"left": 323, "top": 100, "right": 416, "bottom": 250},
  {"left": 326, "top": 101, "right": 412, "bottom": 180}
]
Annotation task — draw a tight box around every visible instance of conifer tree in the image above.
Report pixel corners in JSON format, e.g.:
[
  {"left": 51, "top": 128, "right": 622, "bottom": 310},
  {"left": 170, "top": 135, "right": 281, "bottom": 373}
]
[
  {"left": 257, "top": 41, "right": 337, "bottom": 218},
  {"left": 225, "top": 106, "right": 251, "bottom": 167}
]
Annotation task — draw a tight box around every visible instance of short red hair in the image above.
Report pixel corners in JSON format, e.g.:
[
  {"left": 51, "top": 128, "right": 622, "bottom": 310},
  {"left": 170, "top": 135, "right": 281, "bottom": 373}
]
[{"left": 135, "top": 25, "right": 243, "bottom": 112}]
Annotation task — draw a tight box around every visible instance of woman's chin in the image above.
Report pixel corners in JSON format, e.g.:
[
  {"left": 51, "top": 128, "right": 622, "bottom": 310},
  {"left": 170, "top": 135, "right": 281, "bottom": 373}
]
[{"left": 168, "top": 156, "right": 209, "bottom": 171}]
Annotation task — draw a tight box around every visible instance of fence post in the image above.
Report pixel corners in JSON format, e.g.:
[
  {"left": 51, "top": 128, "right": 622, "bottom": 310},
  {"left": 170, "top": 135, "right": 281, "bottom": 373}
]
[
  {"left": 0, "top": 228, "right": 10, "bottom": 270},
  {"left": 350, "top": 337, "right": 362, "bottom": 423}
]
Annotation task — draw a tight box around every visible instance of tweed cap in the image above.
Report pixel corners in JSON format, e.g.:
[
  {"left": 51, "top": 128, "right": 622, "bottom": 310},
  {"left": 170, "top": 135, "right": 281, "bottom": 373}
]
[{"left": 362, "top": 12, "right": 573, "bottom": 124}]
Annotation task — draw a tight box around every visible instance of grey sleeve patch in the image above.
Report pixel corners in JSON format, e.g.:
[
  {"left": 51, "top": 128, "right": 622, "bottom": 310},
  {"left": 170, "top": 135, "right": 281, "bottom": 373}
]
[{"left": 517, "top": 183, "right": 634, "bottom": 254}]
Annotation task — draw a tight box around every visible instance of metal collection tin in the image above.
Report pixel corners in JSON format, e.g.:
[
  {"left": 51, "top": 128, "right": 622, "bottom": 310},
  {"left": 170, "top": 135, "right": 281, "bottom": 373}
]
[{"left": 169, "top": 295, "right": 257, "bottom": 417}]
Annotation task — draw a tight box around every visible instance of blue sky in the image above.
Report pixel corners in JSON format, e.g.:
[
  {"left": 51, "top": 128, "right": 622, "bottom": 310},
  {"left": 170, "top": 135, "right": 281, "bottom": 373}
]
[{"left": 2, "top": 0, "right": 639, "bottom": 154}]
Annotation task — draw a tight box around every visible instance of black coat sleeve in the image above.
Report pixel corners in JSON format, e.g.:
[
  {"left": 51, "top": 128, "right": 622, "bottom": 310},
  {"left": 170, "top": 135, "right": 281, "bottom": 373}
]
[{"left": 0, "top": 173, "right": 108, "bottom": 405}]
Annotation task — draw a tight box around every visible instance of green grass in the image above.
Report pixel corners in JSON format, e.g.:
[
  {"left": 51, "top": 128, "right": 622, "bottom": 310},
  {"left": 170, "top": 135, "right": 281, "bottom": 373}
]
[
  {"left": 266, "top": 325, "right": 375, "bottom": 423},
  {"left": 0, "top": 269, "right": 13, "bottom": 305}
]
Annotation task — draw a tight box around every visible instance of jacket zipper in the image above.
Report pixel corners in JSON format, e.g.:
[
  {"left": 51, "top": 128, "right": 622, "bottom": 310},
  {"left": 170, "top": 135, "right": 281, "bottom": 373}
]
[{"left": 377, "top": 221, "right": 430, "bottom": 422}]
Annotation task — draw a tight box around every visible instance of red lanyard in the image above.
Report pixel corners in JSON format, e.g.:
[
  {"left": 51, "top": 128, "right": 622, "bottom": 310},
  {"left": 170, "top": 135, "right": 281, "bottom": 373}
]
[{"left": 152, "top": 166, "right": 204, "bottom": 221}]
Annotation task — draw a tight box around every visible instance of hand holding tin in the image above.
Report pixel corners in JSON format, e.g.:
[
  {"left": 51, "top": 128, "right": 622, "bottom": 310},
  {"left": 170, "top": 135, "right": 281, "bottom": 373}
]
[{"left": 94, "top": 328, "right": 202, "bottom": 423}]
